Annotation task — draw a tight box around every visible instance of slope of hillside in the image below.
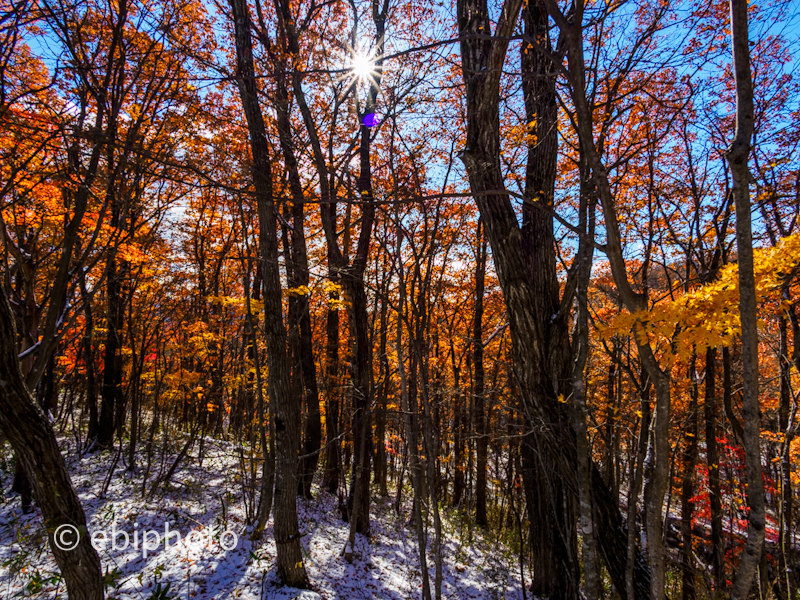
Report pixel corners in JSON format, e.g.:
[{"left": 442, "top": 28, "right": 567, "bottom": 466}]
[{"left": 0, "top": 437, "right": 524, "bottom": 600}]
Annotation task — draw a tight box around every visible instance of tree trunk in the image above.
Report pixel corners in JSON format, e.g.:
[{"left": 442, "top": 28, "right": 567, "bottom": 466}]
[
  {"left": 80, "top": 272, "right": 99, "bottom": 445},
  {"left": 628, "top": 372, "right": 652, "bottom": 600},
  {"left": 98, "top": 249, "right": 123, "bottom": 450},
  {"left": 375, "top": 285, "right": 390, "bottom": 496},
  {"left": 98, "top": 86, "right": 128, "bottom": 450},
  {"left": 394, "top": 222, "right": 432, "bottom": 600},
  {"left": 269, "top": 65, "right": 322, "bottom": 499},
  {"left": 642, "top": 371, "right": 671, "bottom": 600},
  {"left": 779, "top": 312, "right": 796, "bottom": 600},
  {"left": 520, "top": 6, "right": 581, "bottom": 597},
  {"left": 727, "top": 1, "right": 766, "bottom": 597},
  {"left": 127, "top": 371, "right": 139, "bottom": 470},
  {"left": 343, "top": 273, "right": 373, "bottom": 536},
  {"left": 412, "top": 248, "right": 444, "bottom": 599},
  {"left": 451, "top": 342, "right": 465, "bottom": 507},
  {"left": 705, "top": 347, "right": 725, "bottom": 594},
  {"left": 681, "top": 356, "right": 699, "bottom": 600},
  {"left": 457, "top": 0, "right": 651, "bottom": 596},
  {"left": 295, "top": 250, "right": 322, "bottom": 498},
  {"left": 239, "top": 217, "right": 276, "bottom": 539},
  {"left": 0, "top": 288, "right": 104, "bottom": 600},
  {"left": 722, "top": 346, "right": 744, "bottom": 443},
  {"left": 571, "top": 156, "right": 600, "bottom": 600},
  {"left": 229, "top": 0, "right": 308, "bottom": 586},
  {"left": 322, "top": 272, "right": 341, "bottom": 495},
  {"left": 37, "top": 355, "right": 57, "bottom": 414},
  {"left": 473, "top": 220, "right": 488, "bottom": 527}
]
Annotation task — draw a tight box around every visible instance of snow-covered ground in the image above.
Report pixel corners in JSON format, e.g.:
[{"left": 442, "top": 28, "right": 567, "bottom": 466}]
[{"left": 0, "top": 436, "right": 524, "bottom": 599}]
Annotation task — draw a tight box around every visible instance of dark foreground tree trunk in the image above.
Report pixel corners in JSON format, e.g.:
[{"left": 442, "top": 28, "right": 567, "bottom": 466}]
[
  {"left": 268, "top": 61, "right": 322, "bottom": 499},
  {"left": 727, "top": 1, "right": 766, "bottom": 597},
  {"left": 229, "top": 0, "right": 309, "bottom": 587},
  {"left": 519, "top": 5, "right": 580, "bottom": 597},
  {"left": 0, "top": 289, "right": 104, "bottom": 600},
  {"left": 520, "top": 438, "right": 578, "bottom": 600},
  {"left": 342, "top": 274, "right": 373, "bottom": 535},
  {"left": 456, "top": 0, "right": 651, "bottom": 597}
]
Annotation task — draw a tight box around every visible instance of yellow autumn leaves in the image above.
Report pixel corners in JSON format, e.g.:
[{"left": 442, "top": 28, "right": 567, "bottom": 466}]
[{"left": 601, "top": 232, "right": 800, "bottom": 360}]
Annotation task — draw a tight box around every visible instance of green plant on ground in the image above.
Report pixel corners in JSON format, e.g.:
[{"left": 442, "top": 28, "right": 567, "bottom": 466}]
[
  {"left": 148, "top": 581, "right": 177, "bottom": 600},
  {"left": 24, "top": 570, "right": 61, "bottom": 595},
  {"left": 103, "top": 566, "right": 123, "bottom": 593}
]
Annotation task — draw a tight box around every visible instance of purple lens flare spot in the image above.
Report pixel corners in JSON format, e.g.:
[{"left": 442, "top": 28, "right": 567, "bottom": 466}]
[{"left": 362, "top": 113, "right": 379, "bottom": 127}]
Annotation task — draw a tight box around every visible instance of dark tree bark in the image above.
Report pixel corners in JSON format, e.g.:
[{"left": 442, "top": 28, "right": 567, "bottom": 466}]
[
  {"left": 457, "top": 0, "right": 652, "bottom": 597},
  {"left": 127, "top": 364, "right": 139, "bottom": 470},
  {"left": 97, "top": 9, "right": 130, "bottom": 448},
  {"left": 451, "top": 337, "right": 465, "bottom": 507},
  {"left": 229, "top": 0, "right": 309, "bottom": 587},
  {"left": 473, "top": 219, "right": 488, "bottom": 527},
  {"left": 705, "top": 347, "right": 725, "bottom": 593},
  {"left": 80, "top": 271, "right": 100, "bottom": 445},
  {"left": 681, "top": 356, "right": 699, "bottom": 600},
  {"left": 342, "top": 266, "right": 374, "bottom": 536},
  {"left": 722, "top": 346, "right": 745, "bottom": 444},
  {"left": 0, "top": 288, "right": 104, "bottom": 600},
  {"left": 605, "top": 341, "right": 619, "bottom": 491},
  {"left": 519, "top": 5, "right": 581, "bottom": 597},
  {"left": 375, "top": 273, "right": 390, "bottom": 497},
  {"left": 778, "top": 311, "right": 796, "bottom": 600},
  {"left": 322, "top": 268, "right": 341, "bottom": 495},
  {"left": 727, "top": 1, "right": 766, "bottom": 597},
  {"left": 268, "top": 57, "right": 322, "bottom": 499},
  {"left": 37, "top": 355, "right": 57, "bottom": 414},
  {"left": 98, "top": 247, "right": 124, "bottom": 450},
  {"left": 271, "top": 0, "right": 387, "bottom": 535}
]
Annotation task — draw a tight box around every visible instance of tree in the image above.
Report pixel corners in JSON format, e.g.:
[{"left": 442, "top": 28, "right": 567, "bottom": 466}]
[
  {"left": 457, "top": 0, "right": 652, "bottom": 596},
  {"left": 228, "top": 0, "right": 309, "bottom": 587},
  {"left": 0, "top": 289, "right": 104, "bottom": 600},
  {"left": 727, "top": 0, "right": 766, "bottom": 597}
]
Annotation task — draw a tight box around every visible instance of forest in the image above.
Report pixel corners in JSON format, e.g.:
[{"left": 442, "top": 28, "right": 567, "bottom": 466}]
[{"left": 0, "top": 0, "right": 798, "bottom": 599}]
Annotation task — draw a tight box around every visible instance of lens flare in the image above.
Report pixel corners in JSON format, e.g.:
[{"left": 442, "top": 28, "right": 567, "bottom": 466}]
[
  {"left": 350, "top": 52, "right": 374, "bottom": 82},
  {"left": 362, "top": 112, "right": 379, "bottom": 127}
]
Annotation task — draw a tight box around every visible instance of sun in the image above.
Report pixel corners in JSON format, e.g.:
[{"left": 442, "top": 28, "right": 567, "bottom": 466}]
[{"left": 349, "top": 52, "right": 375, "bottom": 83}]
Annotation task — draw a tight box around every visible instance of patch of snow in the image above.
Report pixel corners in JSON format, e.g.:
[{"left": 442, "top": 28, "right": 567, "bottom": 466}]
[{"left": 0, "top": 435, "right": 525, "bottom": 600}]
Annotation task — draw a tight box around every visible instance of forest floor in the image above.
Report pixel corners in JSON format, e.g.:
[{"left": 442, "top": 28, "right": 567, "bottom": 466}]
[{"left": 0, "top": 435, "right": 525, "bottom": 600}]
